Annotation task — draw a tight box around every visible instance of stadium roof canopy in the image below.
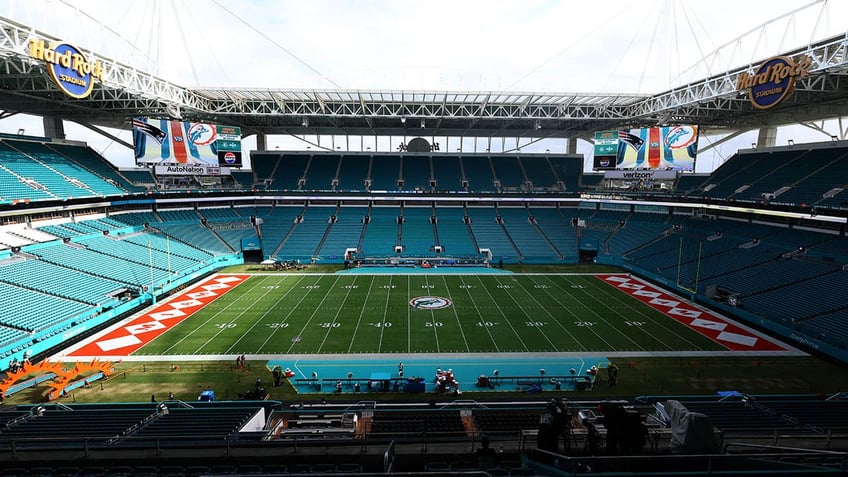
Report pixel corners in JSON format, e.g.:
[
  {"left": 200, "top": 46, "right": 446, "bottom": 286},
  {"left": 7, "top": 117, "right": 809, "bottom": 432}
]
[{"left": 0, "top": 15, "right": 847, "bottom": 138}]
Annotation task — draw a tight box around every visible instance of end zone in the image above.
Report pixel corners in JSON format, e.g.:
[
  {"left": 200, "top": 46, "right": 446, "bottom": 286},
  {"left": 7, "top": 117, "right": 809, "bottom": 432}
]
[{"left": 60, "top": 274, "right": 249, "bottom": 358}]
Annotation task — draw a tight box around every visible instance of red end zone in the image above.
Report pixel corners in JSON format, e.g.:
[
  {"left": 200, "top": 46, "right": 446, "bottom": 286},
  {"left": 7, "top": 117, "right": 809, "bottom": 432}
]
[
  {"left": 598, "top": 275, "right": 787, "bottom": 351},
  {"left": 67, "top": 274, "right": 249, "bottom": 357}
]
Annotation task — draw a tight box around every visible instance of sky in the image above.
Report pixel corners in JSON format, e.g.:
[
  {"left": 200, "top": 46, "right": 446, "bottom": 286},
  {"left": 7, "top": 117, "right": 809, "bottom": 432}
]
[{"left": 0, "top": 0, "right": 846, "bottom": 172}]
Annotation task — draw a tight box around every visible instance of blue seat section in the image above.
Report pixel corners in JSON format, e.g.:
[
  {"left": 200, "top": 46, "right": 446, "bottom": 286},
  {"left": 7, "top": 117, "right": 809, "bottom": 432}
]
[
  {"left": 0, "top": 281, "right": 90, "bottom": 332},
  {"left": 802, "top": 308, "right": 848, "bottom": 344},
  {"left": 467, "top": 207, "right": 517, "bottom": 260},
  {"left": 231, "top": 170, "right": 255, "bottom": 189},
  {"left": 521, "top": 156, "right": 557, "bottom": 190},
  {"left": 122, "top": 232, "right": 213, "bottom": 264},
  {"left": 110, "top": 212, "right": 161, "bottom": 226},
  {"left": 120, "top": 169, "right": 156, "bottom": 186},
  {"left": 369, "top": 155, "right": 400, "bottom": 190},
  {"left": 782, "top": 151, "right": 848, "bottom": 207},
  {"left": 815, "top": 189, "right": 848, "bottom": 210},
  {"left": 30, "top": 243, "right": 159, "bottom": 287},
  {"left": 0, "top": 408, "right": 154, "bottom": 442},
  {"left": 733, "top": 148, "right": 844, "bottom": 202},
  {"left": 256, "top": 206, "right": 301, "bottom": 255},
  {"left": 674, "top": 173, "right": 708, "bottom": 194},
  {"left": 303, "top": 154, "right": 341, "bottom": 190},
  {"left": 547, "top": 156, "right": 583, "bottom": 192},
  {"left": 461, "top": 156, "right": 495, "bottom": 192},
  {"left": 212, "top": 223, "right": 257, "bottom": 252},
  {"left": 0, "top": 162, "right": 56, "bottom": 202},
  {"left": 694, "top": 150, "right": 779, "bottom": 199},
  {"left": 317, "top": 207, "right": 367, "bottom": 259},
  {"left": 0, "top": 257, "right": 126, "bottom": 305},
  {"left": 271, "top": 153, "right": 311, "bottom": 190},
  {"left": 251, "top": 153, "right": 281, "bottom": 188},
  {"left": 12, "top": 141, "right": 127, "bottom": 197},
  {"left": 400, "top": 206, "right": 435, "bottom": 256},
  {"left": 157, "top": 223, "right": 232, "bottom": 255},
  {"left": 709, "top": 258, "right": 838, "bottom": 297},
  {"left": 490, "top": 156, "right": 525, "bottom": 189},
  {"left": 400, "top": 154, "right": 432, "bottom": 190},
  {"left": 336, "top": 155, "right": 370, "bottom": 191},
  {"left": 276, "top": 206, "right": 334, "bottom": 260},
  {"left": 360, "top": 206, "right": 399, "bottom": 257},
  {"left": 742, "top": 270, "right": 848, "bottom": 322},
  {"left": 156, "top": 209, "right": 200, "bottom": 222},
  {"left": 529, "top": 208, "right": 577, "bottom": 260},
  {"left": 48, "top": 142, "right": 142, "bottom": 193},
  {"left": 433, "top": 207, "right": 477, "bottom": 256},
  {"left": 199, "top": 207, "right": 243, "bottom": 221},
  {"left": 499, "top": 207, "right": 559, "bottom": 262},
  {"left": 431, "top": 155, "right": 464, "bottom": 191},
  {"left": 607, "top": 213, "right": 670, "bottom": 255},
  {"left": 127, "top": 405, "right": 260, "bottom": 443},
  {"left": 0, "top": 142, "right": 94, "bottom": 199}
]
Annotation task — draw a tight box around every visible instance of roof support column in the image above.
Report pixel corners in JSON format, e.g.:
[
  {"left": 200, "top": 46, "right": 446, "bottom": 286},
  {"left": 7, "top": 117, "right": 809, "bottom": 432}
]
[
  {"left": 567, "top": 137, "right": 578, "bottom": 155},
  {"left": 256, "top": 133, "right": 267, "bottom": 152},
  {"left": 756, "top": 127, "right": 777, "bottom": 148},
  {"left": 43, "top": 116, "right": 65, "bottom": 140}
]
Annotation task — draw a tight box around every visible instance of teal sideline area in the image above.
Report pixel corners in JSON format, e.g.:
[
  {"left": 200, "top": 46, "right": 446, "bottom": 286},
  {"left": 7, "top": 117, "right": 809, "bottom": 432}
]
[
  {"left": 266, "top": 356, "right": 609, "bottom": 395},
  {"left": 338, "top": 266, "right": 513, "bottom": 274}
]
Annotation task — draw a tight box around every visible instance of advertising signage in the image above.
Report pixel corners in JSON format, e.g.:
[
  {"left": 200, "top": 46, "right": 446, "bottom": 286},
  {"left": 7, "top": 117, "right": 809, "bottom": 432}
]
[
  {"left": 132, "top": 118, "right": 242, "bottom": 168},
  {"left": 737, "top": 55, "right": 812, "bottom": 109},
  {"left": 29, "top": 39, "right": 105, "bottom": 99}
]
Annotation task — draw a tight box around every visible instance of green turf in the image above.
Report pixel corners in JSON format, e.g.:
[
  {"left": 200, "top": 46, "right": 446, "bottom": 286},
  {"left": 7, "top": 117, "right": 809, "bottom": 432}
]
[{"left": 136, "top": 274, "right": 725, "bottom": 356}]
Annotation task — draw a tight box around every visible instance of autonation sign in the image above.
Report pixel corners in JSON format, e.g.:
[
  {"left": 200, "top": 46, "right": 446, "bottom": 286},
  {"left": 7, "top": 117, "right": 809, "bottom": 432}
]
[{"left": 737, "top": 55, "right": 812, "bottom": 109}]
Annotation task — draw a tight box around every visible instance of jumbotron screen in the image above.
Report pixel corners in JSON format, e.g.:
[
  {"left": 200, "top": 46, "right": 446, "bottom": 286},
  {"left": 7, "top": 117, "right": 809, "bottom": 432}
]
[
  {"left": 593, "top": 125, "right": 698, "bottom": 171},
  {"left": 132, "top": 118, "right": 243, "bottom": 167}
]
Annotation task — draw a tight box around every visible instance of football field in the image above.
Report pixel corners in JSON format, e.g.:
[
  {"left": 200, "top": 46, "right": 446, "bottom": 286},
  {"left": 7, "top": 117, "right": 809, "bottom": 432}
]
[{"left": 132, "top": 274, "right": 727, "bottom": 356}]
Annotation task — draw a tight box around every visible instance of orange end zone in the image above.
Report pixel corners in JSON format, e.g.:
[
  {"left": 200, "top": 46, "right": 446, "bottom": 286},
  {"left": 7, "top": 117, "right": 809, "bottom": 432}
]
[
  {"left": 68, "top": 274, "right": 249, "bottom": 357},
  {"left": 597, "top": 274, "right": 788, "bottom": 352}
]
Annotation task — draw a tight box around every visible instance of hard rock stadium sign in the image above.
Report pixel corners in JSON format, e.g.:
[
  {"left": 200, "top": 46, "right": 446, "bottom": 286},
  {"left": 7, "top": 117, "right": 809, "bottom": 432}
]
[
  {"left": 28, "top": 38, "right": 104, "bottom": 99},
  {"left": 736, "top": 55, "right": 812, "bottom": 109}
]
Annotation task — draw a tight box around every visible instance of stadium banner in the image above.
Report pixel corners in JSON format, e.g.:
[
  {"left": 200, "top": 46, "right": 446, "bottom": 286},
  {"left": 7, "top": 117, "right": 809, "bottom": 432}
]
[
  {"left": 132, "top": 118, "right": 243, "bottom": 167},
  {"left": 154, "top": 165, "right": 225, "bottom": 176},
  {"left": 593, "top": 155, "right": 616, "bottom": 170},
  {"left": 28, "top": 38, "right": 105, "bottom": 99},
  {"left": 593, "top": 130, "right": 618, "bottom": 171},
  {"left": 736, "top": 55, "right": 812, "bottom": 109},
  {"left": 603, "top": 170, "right": 678, "bottom": 180},
  {"left": 616, "top": 125, "right": 698, "bottom": 171}
]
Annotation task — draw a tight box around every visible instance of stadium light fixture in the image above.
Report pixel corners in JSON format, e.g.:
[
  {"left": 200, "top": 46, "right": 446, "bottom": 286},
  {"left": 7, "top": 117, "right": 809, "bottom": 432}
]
[
  {"left": 787, "top": 139, "right": 794, "bottom": 146},
  {"left": 534, "top": 120, "right": 541, "bottom": 130},
  {"left": 400, "top": 116, "right": 406, "bottom": 124},
  {"left": 301, "top": 117, "right": 309, "bottom": 128},
  {"left": 16, "top": 128, "right": 24, "bottom": 135},
  {"left": 832, "top": 135, "right": 839, "bottom": 141},
  {"left": 420, "top": 119, "right": 426, "bottom": 128},
  {"left": 751, "top": 143, "right": 756, "bottom": 148}
]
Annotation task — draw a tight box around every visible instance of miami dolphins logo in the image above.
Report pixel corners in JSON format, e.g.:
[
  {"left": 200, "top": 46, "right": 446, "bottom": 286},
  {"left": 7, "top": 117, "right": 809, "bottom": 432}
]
[{"left": 409, "top": 296, "right": 452, "bottom": 310}]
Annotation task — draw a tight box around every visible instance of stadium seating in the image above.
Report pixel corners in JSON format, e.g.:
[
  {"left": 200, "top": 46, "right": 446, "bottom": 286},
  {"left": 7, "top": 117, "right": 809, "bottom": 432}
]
[
  {"left": 303, "top": 153, "right": 341, "bottom": 190},
  {"left": 499, "top": 207, "right": 560, "bottom": 262},
  {"left": 433, "top": 207, "right": 479, "bottom": 256},
  {"left": 521, "top": 156, "right": 559, "bottom": 190},
  {"left": 317, "top": 206, "right": 367, "bottom": 259},
  {"left": 400, "top": 154, "right": 433, "bottom": 190},
  {"left": 360, "top": 206, "right": 400, "bottom": 257},
  {"left": 336, "top": 154, "right": 370, "bottom": 191},
  {"left": 275, "top": 206, "right": 335, "bottom": 261},
  {"left": 461, "top": 156, "right": 496, "bottom": 192},
  {"left": 490, "top": 155, "right": 526, "bottom": 190},
  {"left": 431, "top": 155, "right": 464, "bottom": 190},
  {"left": 400, "top": 206, "right": 437, "bottom": 256},
  {"left": 467, "top": 206, "right": 518, "bottom": 260},
  {"left": 528, "top": 207, "right": 578, "bottom": 261},
  {"left": 369, "top": 155, "right": 401, "bottom": 190}
]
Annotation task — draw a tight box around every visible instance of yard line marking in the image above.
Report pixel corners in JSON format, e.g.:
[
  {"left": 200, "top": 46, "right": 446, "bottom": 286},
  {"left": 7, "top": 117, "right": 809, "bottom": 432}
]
[
  {"left": 424, "top": 275, "right": 441, "bottom": 353},
  {"left": 473, "top": 275, "right": 529, "bottom": 352},
  {"left": 225, "top": 275, "right": 306, "bottom": 354},
  {"left": 531, "top": 275, "right": 615, "bottom": 350},
  {"left": 491, "top": 276, "right": 558, "bottom": 351},
  {"left": 346, "top": 276, "right": 376, "bottom": 353},
  {"left": 548, "top": 275, "right": 645, "bottom": 351},
  {"left": 515, "top": 275, "right": 585, "bottom": 351},
  {"left": 440, "top": 275, "right": 470, "bottom": 352},
  {"left": 458, "top": 276, "right": 499, "bottom": 352},
  {"left": 285, "top": 276, "right": 342, "bottom": 354},
  {"left": 193, "top": 277, "right": 284, "bottom": 353},
  {"left": 588, "top": 276, "right": 704, "bottom": 351},
  {"left": 378, "top": 275, "right": 392, "bottom": 353},
  {"left": 317, "top": 275, "right": 358, "bottom": 353},
  {"left": 256, "top": 275, "right": 321, "bottom": 352}
]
